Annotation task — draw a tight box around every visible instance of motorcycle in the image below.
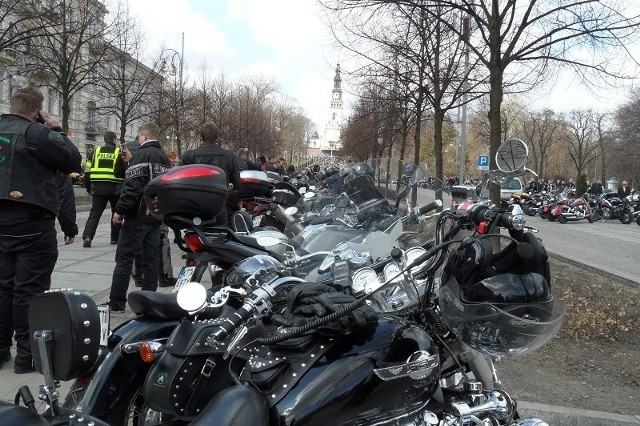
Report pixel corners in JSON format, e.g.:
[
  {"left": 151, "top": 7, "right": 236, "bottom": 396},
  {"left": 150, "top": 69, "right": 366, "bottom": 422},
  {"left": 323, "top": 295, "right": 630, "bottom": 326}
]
[
  {"left": 522, "top": 191, "right": 544, "bottom": 217},
  {"left": 107, "top": 138, "right": 565, "bottom": 426},
  {"left": 1, "top": 290, "right": 110, "bottom": 426},
  {"left": 553, "top": 193, "right": 594, "bottom": 224}
]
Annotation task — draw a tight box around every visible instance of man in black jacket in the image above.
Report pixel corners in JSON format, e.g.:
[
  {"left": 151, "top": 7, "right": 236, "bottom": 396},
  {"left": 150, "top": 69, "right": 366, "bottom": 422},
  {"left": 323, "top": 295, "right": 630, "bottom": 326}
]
[
  {"left": 180, "top": 122, "right": 240, "bottom": 225},
  {"left": 107, "top": 122, "right": 171, "bottom": 312},
  {"left": 0, "top": 87, "right": 81, "bottom": 373}
]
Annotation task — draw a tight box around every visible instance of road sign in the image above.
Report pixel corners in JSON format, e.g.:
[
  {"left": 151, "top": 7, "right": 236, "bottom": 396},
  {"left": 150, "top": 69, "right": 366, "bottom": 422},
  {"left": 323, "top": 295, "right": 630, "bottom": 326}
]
[{"left": 477, "top": 155, "right": 490, "bottom": 170}]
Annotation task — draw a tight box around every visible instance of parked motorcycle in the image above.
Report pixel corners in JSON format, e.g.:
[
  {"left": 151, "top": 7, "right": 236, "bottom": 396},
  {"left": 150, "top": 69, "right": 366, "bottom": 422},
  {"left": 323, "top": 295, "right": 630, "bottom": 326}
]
[
  {"left": 1, "top": 291, "right": 109, "bottom": 426},
  {"left": 97, "top": 138, "right": 564, "bottom": 426},
  {"left": 522, "top": 191, "right": 544, "bottom": 216},
  {"left": 551, "top": 192, "right": 594, "bottom": 224}
]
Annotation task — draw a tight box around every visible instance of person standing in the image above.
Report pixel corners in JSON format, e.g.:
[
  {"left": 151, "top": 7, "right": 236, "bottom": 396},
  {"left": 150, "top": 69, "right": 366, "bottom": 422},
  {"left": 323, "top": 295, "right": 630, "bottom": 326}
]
[
  {"left": 107, "top": 123, "right": 171, "bottom": 312},
  {"left": 0, "top": 87, "right": 81, "bottom": 373},
  {"left": 179, "top": 122, "right": 241, "bottom": 226},
  {"left": 81, "top": 131, "right": 125, "bottom": 247},
  {"left": 618, "top": 180, "right": 631, "bottom": 199},
  {"left": 590, "top": 179, "right": 603, "bottom": 196}
]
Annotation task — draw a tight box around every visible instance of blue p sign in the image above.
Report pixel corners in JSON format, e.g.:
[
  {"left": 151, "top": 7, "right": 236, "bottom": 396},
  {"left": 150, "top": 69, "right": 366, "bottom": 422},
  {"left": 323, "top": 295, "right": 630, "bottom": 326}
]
[{"left": 477, "top": 155, "right": 489, "bottom": 170}]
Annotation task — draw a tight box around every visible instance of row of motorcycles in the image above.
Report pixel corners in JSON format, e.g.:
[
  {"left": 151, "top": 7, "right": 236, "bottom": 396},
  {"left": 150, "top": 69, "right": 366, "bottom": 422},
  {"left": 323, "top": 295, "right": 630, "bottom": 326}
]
[
  {"left": 1, "top": 139, "right": 566, "bottom": 426},
  {"left": 513, "top": 188, "right": 640, "bottom": 225}
]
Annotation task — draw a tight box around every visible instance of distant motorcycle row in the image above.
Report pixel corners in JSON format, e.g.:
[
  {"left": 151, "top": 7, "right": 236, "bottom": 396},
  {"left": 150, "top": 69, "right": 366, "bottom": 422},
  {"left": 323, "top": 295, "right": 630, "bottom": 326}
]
[{"left": 512, "top": 189, "right": 640, "bottom": 225}]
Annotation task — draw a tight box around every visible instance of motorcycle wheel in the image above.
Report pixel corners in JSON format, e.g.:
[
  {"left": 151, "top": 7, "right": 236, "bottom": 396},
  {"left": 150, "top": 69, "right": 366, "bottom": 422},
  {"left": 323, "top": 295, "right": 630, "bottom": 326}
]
[
  {"left": 601, "top": 207, "right": 611, "bottom": 221},
  {"left": 100, "top": 372, "right": 160, "bottom": 426},
  {"left": 558, "top": 214, "right": 568, "bottom": 224},
  {"left": 548, "top": 215, "right": 556, "bottom": 222},
  {"left": 619, "top": 212, "right": 633, "bottom": 224},
  {"left": 523, "top": 203, "right": 536, "bottom": 216},
  {"left": 591, "top": 209, "right": 601, "bottom": 221},
  {"left": 539, "top": 210, "right": 548, "bottom": 219},
  {"left": 587, "top": 214, "right": 594, "bottom": 223}
]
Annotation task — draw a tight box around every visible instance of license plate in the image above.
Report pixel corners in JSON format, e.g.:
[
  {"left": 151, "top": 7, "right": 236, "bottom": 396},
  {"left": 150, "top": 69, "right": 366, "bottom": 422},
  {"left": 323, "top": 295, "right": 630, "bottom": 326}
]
[
  {"left": 173, "top": 266, "right": 196, "bottom": 292},
  {"left": 253, "top": 215, "right": 263, "bottom": 227},
  {"left": 98, "top": 305, "right": 110, "bottom": 346}
]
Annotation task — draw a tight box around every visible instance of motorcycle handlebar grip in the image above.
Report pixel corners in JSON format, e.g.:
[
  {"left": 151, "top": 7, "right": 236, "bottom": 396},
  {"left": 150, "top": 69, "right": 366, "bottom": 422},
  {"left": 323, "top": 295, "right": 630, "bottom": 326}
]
[
  {"left": 418, "top": 199, "right": 442, "bottom": 215},
  {"left": 210, "top": 304, "right": 253, "bottom": 343}
]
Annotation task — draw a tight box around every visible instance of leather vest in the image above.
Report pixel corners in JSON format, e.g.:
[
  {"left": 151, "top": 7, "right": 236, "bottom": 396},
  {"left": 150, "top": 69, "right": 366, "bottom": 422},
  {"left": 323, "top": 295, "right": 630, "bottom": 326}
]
[
  {"left": 0, "top": 117, "right": 58, "bottom": 214},
  {"left": 87, "top": 145, "right": 123, "bottom": 183}
]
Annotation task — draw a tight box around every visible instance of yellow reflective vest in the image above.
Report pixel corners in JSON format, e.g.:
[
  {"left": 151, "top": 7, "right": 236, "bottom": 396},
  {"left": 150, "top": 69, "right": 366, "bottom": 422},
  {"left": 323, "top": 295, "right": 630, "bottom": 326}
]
[{"left": 86, "top": 145, "right": 123, "bottom": 183}]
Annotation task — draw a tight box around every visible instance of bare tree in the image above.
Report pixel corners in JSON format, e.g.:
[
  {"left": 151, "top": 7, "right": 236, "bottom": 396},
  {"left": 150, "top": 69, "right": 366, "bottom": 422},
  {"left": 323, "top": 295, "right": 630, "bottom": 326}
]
[
  {"left": 25, "top": 0, "right": 113, "bottom": 133},
  {"left": 562, "top": 109, "right": 599, "bottom": 180},
  {"left": 522, "top": 108, "right": 561, "bottom": 178},
  {"left": 95, "top": 1, "right": 160, "bottom": 144},
  {"left": 328, "top": 0, "right": 640, "bottom": 200},
  {"left": 614, "top": 93, "right": 640, "bottom": 185}
]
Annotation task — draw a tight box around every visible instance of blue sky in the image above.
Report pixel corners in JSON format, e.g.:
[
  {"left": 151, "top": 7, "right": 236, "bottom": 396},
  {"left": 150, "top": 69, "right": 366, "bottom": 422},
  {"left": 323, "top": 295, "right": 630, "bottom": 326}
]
[{"left": 125, "top": 0, "right": 341, "bottom": 129}]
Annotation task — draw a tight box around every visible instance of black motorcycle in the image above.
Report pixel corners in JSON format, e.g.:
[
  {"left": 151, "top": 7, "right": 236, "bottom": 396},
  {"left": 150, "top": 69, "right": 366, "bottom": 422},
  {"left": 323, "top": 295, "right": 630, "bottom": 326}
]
[{"left": 114, "top": 139, "right": 564, "bottom": 426}]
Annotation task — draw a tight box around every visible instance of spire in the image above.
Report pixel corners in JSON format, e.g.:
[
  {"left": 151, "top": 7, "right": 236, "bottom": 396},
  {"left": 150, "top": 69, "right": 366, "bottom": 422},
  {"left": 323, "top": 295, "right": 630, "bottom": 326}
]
[{"left": 333, "top": 63, "right": 342, "bottom": 91}]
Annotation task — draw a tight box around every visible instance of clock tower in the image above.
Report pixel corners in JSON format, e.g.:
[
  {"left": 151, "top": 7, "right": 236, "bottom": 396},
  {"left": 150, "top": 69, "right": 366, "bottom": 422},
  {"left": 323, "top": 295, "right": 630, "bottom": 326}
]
[{"left": 324, "top": 63, "right": 343, "bottom": 153}]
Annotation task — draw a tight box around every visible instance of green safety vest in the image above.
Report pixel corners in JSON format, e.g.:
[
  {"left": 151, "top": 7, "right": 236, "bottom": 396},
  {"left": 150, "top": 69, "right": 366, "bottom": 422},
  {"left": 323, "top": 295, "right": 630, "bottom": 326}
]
[{"left": 88, "top": 145, "right": 123, "bottom": 183}]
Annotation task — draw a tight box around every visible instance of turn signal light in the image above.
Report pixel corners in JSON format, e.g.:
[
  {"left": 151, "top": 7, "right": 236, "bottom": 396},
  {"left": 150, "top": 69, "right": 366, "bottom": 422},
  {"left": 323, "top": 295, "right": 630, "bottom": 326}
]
[{"left": 139, "top": 341, "right": 164, "bottom": 363}]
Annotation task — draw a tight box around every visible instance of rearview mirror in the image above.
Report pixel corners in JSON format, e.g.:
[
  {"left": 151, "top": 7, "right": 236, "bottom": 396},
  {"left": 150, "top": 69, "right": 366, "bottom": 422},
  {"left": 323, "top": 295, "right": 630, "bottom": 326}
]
[
  {"left": 495, "top": 138, "right": 528, "bottom": 172},
  {"left": 409, "top": 164, "right": 427, "bottom": 186},
  {"left": 176, "top": 282, "right": 207, "bottom": 312}
]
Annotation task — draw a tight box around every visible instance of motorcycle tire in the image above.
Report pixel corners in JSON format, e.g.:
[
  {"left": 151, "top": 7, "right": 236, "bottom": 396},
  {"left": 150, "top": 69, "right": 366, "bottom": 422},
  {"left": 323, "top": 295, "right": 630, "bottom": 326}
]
[
  {"left": 523, "top": 203, "right": 536, "bottom": 216},
  {"left": 587, "top": 214, "right": 594, "bottom": 223},
  {"left": 548, "top": 215, "right": 556, "bottom": 222},
  {"left": 601, "top": 207, "right": 611, "bottom": 221},
  {"left": 558, "top": 214, "right": 568, "bottom": 224},
  {"left": 100, "top": 372, "right": 152, "bottom": 426},
  {"left": 591, "top": 209, "right": 601, "bottom": 221},
  {"left": 619, "top": 212, "right": 633, "bottom": 224},
  {"left": 539, "top": 210, "right": 548, "bottom": 219},
  {"left": 637, "top": 215, "right": 640, "bottom": 226}
]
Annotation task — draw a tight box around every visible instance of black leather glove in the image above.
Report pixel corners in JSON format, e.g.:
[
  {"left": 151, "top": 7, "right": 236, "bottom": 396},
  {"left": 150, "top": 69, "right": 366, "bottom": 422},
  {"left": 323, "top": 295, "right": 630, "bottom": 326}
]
[{"left": 272, "top": 282, "right": 377, "bottom": 336}]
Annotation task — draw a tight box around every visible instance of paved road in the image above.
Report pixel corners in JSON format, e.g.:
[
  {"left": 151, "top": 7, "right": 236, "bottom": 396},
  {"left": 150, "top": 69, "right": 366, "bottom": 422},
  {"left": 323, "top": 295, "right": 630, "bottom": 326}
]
[{"left": 414, "top": 187, "right": 640, "bottom": 284}]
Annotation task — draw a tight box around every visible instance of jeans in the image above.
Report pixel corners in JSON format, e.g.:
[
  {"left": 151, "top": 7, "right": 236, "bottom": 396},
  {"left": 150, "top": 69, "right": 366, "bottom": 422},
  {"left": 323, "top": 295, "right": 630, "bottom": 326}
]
[
  {"left": 82, "top": 193, "right": 122, "bottom": 242},
  {"left": 108, "top": 216, "right": 161, "bottom": 309},
  {"left": 0, "top": 220, "right": 58, "bottom": 366}
]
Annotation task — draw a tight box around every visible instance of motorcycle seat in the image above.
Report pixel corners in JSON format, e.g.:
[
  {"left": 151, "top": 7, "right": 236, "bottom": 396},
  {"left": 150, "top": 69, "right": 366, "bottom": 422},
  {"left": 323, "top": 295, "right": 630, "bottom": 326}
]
[{"left": 128, "top": 290, "right": 189, "bottom": 320}]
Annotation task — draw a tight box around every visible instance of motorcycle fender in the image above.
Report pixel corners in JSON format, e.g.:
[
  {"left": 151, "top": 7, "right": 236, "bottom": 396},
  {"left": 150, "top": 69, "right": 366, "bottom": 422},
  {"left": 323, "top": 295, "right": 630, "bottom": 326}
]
[{"left": 62, "top": 318, "right": 179, "bottom": 416}]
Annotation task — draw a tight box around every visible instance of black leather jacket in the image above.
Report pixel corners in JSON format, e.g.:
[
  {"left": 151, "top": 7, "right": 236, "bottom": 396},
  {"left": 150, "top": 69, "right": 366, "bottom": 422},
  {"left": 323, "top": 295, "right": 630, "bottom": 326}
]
[
  {"left": 179, "top": 142, "right": 241, "bottom": 189},
  {"left": 115, "top": 140, "right": 171, "bottom": 219}
]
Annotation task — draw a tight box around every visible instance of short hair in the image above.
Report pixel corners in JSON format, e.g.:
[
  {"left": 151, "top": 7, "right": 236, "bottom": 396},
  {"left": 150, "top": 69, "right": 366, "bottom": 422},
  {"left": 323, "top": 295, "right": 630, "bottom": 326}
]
[
  {"left": 10, "top": 87, "right": 44, "bottom": 116},
  {"left": 139, "top": 122, "right": 159, "bottom": 139},
  {"left": 104, "top": 131, "right": 117, "bottom": 144},
  {"left": 197, "top": 122, "right": 220, "bottom": 143}
]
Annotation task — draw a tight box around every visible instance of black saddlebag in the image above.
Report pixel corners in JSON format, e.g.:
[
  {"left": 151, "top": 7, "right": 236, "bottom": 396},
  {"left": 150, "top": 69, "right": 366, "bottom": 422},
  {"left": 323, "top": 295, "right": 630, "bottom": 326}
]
[
  {"left": 28, "top": 290, "right": 101, "bottom": 381},
  {"left": 143, "top": 320, "right": 238, "bottom": 420}
]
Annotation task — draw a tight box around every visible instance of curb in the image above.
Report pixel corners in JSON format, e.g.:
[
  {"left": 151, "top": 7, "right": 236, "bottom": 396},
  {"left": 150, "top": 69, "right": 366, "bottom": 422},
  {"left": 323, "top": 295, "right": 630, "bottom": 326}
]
[{"left": 519, "top": 401, "right": 640, "bottom": 425}]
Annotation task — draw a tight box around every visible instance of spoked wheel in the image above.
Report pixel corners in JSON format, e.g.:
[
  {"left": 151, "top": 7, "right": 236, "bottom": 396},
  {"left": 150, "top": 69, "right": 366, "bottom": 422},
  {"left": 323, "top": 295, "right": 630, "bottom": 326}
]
[
  {"left": 100, "top": 372, "right": 165, "bottom": 426},
  {"left": 591, "top": 209, "right": 602, "bottom": 221},
  {"left": 601, "top": 207, "right": 611, "bottom": 221},
  {"left": 558, "top": 214, "right": 568, "bottom": 224},
  {"left": 587, "top": 214, "right": 594, "bottom": 223},
  {"left": 619, "top": 211, "right": 633, "bottom": 224}
]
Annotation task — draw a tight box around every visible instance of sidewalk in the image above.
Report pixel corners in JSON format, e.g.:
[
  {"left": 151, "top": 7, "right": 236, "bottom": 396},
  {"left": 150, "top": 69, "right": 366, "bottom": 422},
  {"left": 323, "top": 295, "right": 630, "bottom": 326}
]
[{"left": 1, "top": 208, "right": 639, "bottom": 425}]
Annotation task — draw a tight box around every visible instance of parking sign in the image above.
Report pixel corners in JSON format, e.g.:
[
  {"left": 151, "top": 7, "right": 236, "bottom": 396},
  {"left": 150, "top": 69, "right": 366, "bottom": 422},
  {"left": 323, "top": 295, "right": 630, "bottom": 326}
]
[{"left": 477, "top": 155, "right": 489, "bottom": 170}]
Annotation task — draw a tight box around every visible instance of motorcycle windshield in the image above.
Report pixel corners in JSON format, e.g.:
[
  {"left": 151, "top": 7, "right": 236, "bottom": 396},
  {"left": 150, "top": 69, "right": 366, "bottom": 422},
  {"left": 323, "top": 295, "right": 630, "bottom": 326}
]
[{"left": 439, "top": 279, "right": 567, "bottom": 357}]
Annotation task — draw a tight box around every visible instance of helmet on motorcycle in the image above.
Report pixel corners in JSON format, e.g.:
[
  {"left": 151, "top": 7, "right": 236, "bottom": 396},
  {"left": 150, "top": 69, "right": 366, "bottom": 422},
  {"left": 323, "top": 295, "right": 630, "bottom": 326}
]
[
  {"left": 439, "top": 232, "right": 566, "bottom": 357},
  {"left": 351, "top": 162, "right": 375, "bottom": 179}
]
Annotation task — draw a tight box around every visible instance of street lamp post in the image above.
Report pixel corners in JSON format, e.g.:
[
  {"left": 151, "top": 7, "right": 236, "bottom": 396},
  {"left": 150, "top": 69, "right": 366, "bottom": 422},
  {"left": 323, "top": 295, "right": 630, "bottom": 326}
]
[{"left": 160, "top": 33, "right": 185, "bottom": 157}]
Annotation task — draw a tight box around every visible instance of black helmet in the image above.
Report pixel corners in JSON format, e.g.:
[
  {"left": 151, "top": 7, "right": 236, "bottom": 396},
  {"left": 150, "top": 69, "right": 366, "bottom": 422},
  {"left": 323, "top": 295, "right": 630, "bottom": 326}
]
[
  {"left": 339, "top": 163, "right": 355, "bottom": 177},
  {"left": 226, "top": 255, "right": 283, "bottom": 290},
  {"left": 438, "top": 232, "right": 566, "bottom": 357},
  {"left": 351, "top": 162, "right": 374, "bottom": 178}
]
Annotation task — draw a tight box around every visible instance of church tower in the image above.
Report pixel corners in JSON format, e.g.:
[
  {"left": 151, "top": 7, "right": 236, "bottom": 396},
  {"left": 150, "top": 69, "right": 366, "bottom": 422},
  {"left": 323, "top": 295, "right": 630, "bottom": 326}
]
[{"left": 323, "top": 63, "right": 343, "bottom": 153}]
